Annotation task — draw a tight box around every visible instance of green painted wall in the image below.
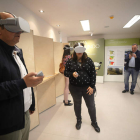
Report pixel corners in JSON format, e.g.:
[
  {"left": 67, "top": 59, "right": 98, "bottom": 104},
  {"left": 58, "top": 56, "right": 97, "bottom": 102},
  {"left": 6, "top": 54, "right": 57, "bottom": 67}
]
[
  {"left": 69, "top": 39, "right": 105, "bottom": 76},
  {"left": 68, "top": 38, "right": 140, "bottom": 77},
  {"left": 105, "top": 38, "right": 140, "bottom": 46}
]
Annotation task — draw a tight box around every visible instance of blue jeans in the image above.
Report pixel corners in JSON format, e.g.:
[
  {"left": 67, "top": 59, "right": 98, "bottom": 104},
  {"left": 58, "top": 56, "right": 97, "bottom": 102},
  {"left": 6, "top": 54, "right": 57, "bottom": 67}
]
[{"left": 124, "top": 68, "right": 139, "bottom": 91}]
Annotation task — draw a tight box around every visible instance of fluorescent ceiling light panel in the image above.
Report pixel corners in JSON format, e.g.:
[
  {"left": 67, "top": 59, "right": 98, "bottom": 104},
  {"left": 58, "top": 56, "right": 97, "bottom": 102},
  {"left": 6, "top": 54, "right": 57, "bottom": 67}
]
[
  {"left": 80, "top": 20, "right": 90, "bottom": 31},
  {"left": 123, "top": 15, "right": 140, "bottom": 28}
]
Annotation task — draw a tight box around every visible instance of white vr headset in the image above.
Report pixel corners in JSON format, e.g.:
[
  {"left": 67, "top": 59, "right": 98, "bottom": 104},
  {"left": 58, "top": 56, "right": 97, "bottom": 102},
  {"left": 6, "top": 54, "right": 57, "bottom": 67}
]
[
  {"left": 64, "top": 46, "right": 73, "bottom": 51},
  {"left": 74, "top": 44, "right": 86, "bottom": 53},
  {"left": 0, "top": 12, "right": 30, "bottom": 33}
]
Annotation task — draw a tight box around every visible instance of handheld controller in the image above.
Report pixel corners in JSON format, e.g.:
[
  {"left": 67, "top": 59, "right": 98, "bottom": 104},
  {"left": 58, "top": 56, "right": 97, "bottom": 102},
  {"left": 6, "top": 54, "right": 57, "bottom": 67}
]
[
  {"left": 36, "top": 71, "right": 44, "bottom": 77},
  {"left": 75, "top": 72, "right": 79, "bottom": 76}
]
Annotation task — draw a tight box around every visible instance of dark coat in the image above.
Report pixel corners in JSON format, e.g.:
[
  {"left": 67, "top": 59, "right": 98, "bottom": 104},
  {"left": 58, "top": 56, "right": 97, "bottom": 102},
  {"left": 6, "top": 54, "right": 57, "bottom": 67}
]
[
  {"left": 0, "top": 39, "right": 35, "bottom": 135},
  {"left": 125, "top": 50, "right": 140, "bottom": 71}
]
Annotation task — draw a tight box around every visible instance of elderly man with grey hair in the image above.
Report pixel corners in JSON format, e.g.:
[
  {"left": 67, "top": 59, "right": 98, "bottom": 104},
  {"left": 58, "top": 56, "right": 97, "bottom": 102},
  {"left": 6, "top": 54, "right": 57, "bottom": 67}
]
[{"left": 122, "top": 43, "right": 140, "bottom": 95}]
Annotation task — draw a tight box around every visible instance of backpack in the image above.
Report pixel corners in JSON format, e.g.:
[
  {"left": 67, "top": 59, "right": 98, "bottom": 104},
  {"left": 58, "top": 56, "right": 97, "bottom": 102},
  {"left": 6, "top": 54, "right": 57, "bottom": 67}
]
[
  {"left": 59, "top": 62, "right": 65, "bottom": 74},
  {"left": 59, "top": 55, "right": 67, "bottom": 74}
]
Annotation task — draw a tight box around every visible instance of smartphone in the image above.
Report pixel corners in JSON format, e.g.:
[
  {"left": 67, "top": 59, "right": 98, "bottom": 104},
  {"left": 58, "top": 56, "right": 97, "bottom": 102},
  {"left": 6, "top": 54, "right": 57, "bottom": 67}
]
[
  {"left": 36, "top": 71, "right": 44, "bottom": 77},
  {"left": 130, "top": 51, "right": 133, "bottom": 55}
]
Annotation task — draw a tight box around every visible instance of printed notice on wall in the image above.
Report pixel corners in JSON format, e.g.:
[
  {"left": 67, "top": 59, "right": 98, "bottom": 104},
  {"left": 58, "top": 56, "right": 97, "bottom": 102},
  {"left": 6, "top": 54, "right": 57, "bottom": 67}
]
[
  {"left": 108, "top": 50, "right": 115, "bottom": 66},
  {"left": 105, "top": 46, "right": 131, "bottom": 82},
  {"left": 108, "top": 49, "right": 125, "bottom": 66},
  {"left": 116, "top": 50, "right": 124, "bottom": 66},
  {"left": 107, "top": 66, "right": 123, "bottom": 75}
]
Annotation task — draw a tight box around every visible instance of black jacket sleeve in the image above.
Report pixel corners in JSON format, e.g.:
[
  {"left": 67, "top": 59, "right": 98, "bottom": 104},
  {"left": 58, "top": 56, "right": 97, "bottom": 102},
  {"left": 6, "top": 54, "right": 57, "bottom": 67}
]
[
  {"left": 64, "top": 59, "right": 73, "bottom": 77},
  {"left": 88, "top": 58, "right": 96, "bottom": 89},
  {"left": 136, "top": 51, "right": 140, "bottom": 61},
  {"left": 0, "top": 79, "right": 27, "bottom": 101},
  {"left": 125, "top": 52, "right": 130, "bottom": 62}
]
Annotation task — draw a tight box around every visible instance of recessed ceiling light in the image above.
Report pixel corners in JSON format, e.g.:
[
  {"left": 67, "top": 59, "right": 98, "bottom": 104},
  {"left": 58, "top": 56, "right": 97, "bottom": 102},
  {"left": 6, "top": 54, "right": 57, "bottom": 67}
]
[
  {"left": 80, "top": 20, "right": 90, "bottom": 31},
  {"left": 123, "top": 15, "right": 140, "bottom": 28},
  {"left": 39, "top": 10, "right": 44, "bottom": 13},
  {"left": 56, "top": 25, "right": 60, "bottom": 27}
]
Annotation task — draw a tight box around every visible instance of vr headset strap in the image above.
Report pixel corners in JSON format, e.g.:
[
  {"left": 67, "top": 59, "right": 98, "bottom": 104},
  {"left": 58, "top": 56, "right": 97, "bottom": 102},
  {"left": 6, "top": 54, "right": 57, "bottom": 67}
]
[
  {"left": 0, "top": 19, "right": 16, "bottom": 25},
  {"left": 4, "top": 11, "right": 17, "bottom": 18},
  {"left": 0, "top": 11, "right": 17, "bottom": 25}
]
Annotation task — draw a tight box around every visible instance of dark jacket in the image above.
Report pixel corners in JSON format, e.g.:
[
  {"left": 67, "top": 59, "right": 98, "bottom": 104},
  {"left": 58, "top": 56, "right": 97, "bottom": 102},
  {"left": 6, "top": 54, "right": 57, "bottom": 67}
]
[
  {"left": 64, "top": 57, "right": 96, "bottom": 88},
  {"left": 0, "top": 39, "right": 35, "bottom": 135},
  {"left": 125, "top": 50, "right": 140, "bottom": 71}
]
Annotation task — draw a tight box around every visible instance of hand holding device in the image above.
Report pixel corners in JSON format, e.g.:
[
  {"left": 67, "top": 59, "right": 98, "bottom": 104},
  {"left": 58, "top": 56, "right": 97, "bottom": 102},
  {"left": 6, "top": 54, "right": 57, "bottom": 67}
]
[
  {"left": 36, "top": 71, "right": 44, "bottom": 77},
  {"left": 73, "top": 72, "right": 79, "bottom": 78},
  {"left": 23, "top": 72, "right": 44, "bottom": 87},
  {"left": 129, "top": 54, "right": 132, "bottom": 59},
  {"left": 132, "top": 53, "right": 137, "bottom": 58}
]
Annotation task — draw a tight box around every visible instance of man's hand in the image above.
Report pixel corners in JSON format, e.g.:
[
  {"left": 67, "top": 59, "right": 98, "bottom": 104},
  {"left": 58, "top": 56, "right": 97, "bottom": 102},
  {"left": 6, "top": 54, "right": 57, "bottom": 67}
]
[
  {"left": 87, "top": 87, "right": 94, "bottom": 95},
  {"left": 29, "top": 109, "right": 34, "bottom": 115},
  {"left": 129, "top": 54, "right": 132, "bottom": 59},
  {"left": 73, "top": 72, "right": 78, "bottom": 78},
  {"left": 132, "top": 53, "right": 137, "bottom": 58},
  {"left": 23, "top": 72, "right": 44, "bottom": 87}
]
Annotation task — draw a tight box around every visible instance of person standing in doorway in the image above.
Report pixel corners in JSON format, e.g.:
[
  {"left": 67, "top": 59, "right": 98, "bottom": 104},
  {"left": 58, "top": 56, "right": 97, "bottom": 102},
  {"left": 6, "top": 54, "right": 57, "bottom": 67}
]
[{"left": 122, "top": 43, "right": 140, "bottom": 95}]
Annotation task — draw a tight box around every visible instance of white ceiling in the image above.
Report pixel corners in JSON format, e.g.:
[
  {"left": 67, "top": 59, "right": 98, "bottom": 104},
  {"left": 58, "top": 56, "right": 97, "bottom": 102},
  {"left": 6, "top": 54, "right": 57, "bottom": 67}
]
[{"left": 17, "top": 0, "right": 140, "bottom": 37}]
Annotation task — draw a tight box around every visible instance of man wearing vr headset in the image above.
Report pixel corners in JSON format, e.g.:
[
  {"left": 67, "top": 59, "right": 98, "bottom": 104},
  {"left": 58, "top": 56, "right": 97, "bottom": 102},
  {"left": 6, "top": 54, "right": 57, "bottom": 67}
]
[{"left": 0, "top": 12, "right": 44, "bottom": 140}]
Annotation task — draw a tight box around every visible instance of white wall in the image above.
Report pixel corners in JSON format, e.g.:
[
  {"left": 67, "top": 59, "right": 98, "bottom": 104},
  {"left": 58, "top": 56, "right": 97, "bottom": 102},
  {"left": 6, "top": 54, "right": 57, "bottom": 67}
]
[
  {"left": 0, "top": 0, "right": 67, "bottom": 42},
  {"left": 68, "top": 33, "right": 140, "bottom": 41},
  {"left": 61, "top": 36, "right": 68, "bottom": 43},
  {"left": 59, "top": 32, "right": 68, "bottom": 43}
]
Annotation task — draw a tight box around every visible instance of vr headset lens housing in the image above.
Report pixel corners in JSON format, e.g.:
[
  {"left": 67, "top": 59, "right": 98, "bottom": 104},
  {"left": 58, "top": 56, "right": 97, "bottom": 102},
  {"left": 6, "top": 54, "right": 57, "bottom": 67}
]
[
  {"left": 74, "top": 46, "right": 86, "bottom": 53},
  {"left": 64, "top": 46, "right": 74, "bottom": 51},
  {"left": 0, "top": 17, "right": 30, "bottom": 33}
]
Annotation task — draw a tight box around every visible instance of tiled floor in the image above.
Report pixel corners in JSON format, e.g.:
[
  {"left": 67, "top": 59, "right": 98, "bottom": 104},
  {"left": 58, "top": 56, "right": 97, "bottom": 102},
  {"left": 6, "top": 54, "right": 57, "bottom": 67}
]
[{"left": 29, "top": 82, "right": 140, "bottom": 140}]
